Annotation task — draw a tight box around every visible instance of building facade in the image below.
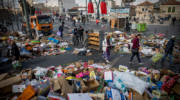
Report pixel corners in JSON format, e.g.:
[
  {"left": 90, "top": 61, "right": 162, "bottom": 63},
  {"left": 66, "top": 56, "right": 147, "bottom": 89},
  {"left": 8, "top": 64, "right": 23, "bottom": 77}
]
[
  {"left": 160, "top": 0, "right": 180, "bottom": 19},
  {"left": 135, "top": 1, "right": 154, "bottom": 23}
]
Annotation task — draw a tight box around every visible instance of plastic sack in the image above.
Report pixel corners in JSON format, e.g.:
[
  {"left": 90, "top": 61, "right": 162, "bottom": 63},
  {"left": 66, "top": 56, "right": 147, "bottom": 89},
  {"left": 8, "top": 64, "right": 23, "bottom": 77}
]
[
  {"left": 20, "top": 48, "right": 32, "bottom": 57},
  {"left": 34, "top": 67, "right": 48, "bottom": 79},
  {"left": 111, "top": 88, "right": 121, "bottom": 100},
  {"left": 152, "top": 53, "right": 163, "bottom": 63},
  {"left": 12, "top": 60, "right": 22, "bottom": 69},
  {"left": 113, "top": 77, "right": 128, "bottom": 96},
  {"left": 56, "top": 31, "right": 61, "bottom": 36},
  {"left": 113, "top": 71, "right": 149, "bottom": 95}
]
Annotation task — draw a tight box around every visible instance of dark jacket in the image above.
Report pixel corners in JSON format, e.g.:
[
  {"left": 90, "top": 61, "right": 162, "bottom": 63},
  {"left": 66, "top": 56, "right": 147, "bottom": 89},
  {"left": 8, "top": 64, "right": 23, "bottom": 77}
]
[
  {"left": 12, "top": 43, "right": 20, "bottom": 60},
  {"left": 165, "top": 39, "right": 175, "bottom": 54},
  {"left": 59, "top": 26, "right": 63, "bottom": 32},
  {"left": 132, "top": 37, "right": 140, "bottom": 49}
]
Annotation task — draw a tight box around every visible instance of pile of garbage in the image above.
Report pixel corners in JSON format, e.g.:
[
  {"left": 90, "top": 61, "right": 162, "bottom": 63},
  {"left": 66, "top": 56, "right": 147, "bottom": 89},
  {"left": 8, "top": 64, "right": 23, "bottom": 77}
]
[
  {"left": 0, "top": 32, "right": 72, "bottom": 63},
  {"left": 112, "top": 31, "right": 167, "bottom": 56},
  {"left": 110, "top": 31, "right": 180, "bottom": 64},
  {"left": 0, "top": 60, "right": 179, "bottom": 100}
]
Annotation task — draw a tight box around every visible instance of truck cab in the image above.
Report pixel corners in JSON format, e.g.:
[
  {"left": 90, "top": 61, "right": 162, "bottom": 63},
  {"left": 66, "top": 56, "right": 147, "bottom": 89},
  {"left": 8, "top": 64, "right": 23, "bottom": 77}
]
[{"left": 22, "top": 15, "right": 53, "bottom": 38}]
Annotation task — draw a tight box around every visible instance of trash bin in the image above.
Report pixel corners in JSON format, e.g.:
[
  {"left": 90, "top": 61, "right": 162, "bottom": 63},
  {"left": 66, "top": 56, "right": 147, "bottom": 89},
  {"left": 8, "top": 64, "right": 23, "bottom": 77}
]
[{"left": 137, "top": 23, "right": 146, "bottom": 32}]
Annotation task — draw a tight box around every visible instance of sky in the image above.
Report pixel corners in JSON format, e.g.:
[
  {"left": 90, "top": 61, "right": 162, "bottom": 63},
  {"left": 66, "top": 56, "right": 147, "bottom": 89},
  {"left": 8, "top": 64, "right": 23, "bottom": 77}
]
[
  {"left": 34, "top": 0, "right": 78, "bottom": 7},
  {"left": 34, "top": 0, "right": 180, "bottom": 7}
]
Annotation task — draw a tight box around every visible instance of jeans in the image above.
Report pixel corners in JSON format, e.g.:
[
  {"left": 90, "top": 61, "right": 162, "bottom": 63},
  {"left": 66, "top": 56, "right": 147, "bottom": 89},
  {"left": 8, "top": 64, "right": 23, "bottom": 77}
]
[
  {"left": 103, "top": 52, "right": 110, "bottom": 61},
  {"left": 161, "top": 53, "right": 173, "bottom": 66},
  {"left": 130, "top": 49, "right": 141, "bottom": 63},
  {"left": 60, "top": 31, "right": 63, "bottom": 38},
  {"left": 103, "top": 47, "right": 110, "bottom": 61},
  {"left": 73, "top": 36, "right": 79, "bottom": 46}
]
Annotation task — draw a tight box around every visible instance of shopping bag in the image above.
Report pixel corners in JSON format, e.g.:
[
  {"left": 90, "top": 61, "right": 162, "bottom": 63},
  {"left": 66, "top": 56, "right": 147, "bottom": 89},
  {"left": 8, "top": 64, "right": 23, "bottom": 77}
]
[
  {"left": 104, "top": 71, "right": 113, "bottom": 82},
  {"left": 57, "top": 31, "right": 61, "bottom": 36}
]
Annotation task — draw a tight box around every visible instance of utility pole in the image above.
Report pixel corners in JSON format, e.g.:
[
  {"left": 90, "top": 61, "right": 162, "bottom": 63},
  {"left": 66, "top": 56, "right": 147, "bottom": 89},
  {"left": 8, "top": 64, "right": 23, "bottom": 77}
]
[
  {"left": 86, "top": 0, "right": 87, "bottom": 16},
  {"left": 22, "top": 0, "right": 31, "bottom": 38},
  {"left": 94, "top": 0, "right": 101, "bottom": 19},
  {"left": 58, "top": 0, "right": 63, "bottom": 16}
]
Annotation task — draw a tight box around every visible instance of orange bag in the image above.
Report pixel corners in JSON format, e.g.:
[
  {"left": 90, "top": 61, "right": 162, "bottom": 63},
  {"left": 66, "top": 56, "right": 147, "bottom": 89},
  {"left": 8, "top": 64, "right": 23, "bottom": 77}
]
[{"left": 17, "top": 85, "right": 36, "bottom": 100}]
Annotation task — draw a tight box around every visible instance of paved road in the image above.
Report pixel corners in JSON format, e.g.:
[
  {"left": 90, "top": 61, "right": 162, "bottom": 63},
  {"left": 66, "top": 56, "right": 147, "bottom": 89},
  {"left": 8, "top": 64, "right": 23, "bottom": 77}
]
[{"left": 0, "top": 20, "right": 180, "bottom": 74}]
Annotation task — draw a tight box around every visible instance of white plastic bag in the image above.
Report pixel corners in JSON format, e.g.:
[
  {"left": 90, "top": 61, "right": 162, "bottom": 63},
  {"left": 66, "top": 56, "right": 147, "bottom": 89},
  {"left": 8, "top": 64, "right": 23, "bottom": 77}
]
[
  {"left": 104, "top": 71, "right": 113, "bottom": 82},
  {"left": 113, "top": 71, "right": 149, "bottom": 95}
]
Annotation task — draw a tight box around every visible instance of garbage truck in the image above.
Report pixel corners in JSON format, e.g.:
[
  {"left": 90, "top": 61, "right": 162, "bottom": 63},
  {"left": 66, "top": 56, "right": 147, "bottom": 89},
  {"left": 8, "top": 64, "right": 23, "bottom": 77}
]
[{"left": 22, "top": 15, "right": 53, "bottom": 38}]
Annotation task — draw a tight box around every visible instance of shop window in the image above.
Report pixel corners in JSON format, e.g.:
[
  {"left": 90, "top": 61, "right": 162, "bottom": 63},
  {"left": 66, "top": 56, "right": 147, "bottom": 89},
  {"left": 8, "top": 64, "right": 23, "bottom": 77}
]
[
  {"left": 168, "top": 7, "right": 171, "bottom": 12},
  {"left": 172, "top": 7, "right": 175, "bottom": 13}
]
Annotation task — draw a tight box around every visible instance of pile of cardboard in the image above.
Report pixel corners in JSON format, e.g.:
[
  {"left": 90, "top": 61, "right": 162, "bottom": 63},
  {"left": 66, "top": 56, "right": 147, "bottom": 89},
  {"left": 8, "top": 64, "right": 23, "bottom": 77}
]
[{"left": 0, "top": 60, "right": 179, "bottom": 100}]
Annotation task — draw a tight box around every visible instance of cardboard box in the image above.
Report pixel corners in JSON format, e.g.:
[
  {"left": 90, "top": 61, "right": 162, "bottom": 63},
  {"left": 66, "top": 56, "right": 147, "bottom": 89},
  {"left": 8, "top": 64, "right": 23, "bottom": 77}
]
[
  {"left": 20, "top": 69, "right": 32, "bottom": 80},
  {"left": 86, "top": 52, "right": 92, "bottom": 56},
  {"left": 133, "top": 91, "right": 150, "bottom": 100},
  {"left": 52, "top": 79, "right": 61, "bottom": 91},
  {"left": 82, "top": 80, "right": 99, "bottom": 92},
  {"left": 0, "top": 73, "right": 8, "bottom": 81},
  {"left": 52, "top": 77, "right": 73, "bottom": 96},
  {"left": 172, "top": 83, "right": 180, "bottom": 95},
  {"left": 88, "top": 93, "right": 104, "bottom": 100},
  {"left": 0, "top": 75, "right": 21, "bottom": 88},
  {"left": 75, "top": 62, "right": 81, "bottom": 68},
  {"left": 88, "top": 60, "right": 94, "bottom": 65}
]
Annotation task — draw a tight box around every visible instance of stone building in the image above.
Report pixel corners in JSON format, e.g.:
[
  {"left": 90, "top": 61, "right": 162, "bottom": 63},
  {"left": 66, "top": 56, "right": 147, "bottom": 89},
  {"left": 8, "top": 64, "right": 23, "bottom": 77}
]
[
  {"left": 135, "top": 1, "right": 154, "bottom": 23},
  {"left": 160, "top": 0, "right": 180, "bottom": 19}
]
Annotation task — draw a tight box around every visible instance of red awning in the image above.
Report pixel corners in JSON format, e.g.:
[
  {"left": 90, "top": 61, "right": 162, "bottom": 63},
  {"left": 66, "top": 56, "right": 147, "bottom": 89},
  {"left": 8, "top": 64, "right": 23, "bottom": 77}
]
[
  {"left": 100, "top": 1, "right": 107, "bottom": 14},
  {"left": 88, "top": 2, "right": 94, "bottom": 13}
]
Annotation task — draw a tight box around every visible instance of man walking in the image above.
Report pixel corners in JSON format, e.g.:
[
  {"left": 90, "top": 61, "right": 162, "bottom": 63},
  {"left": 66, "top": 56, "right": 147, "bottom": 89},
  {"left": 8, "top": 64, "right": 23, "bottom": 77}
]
[
  {"left": 172, "top": 17, "right": 176, "bottom": 25},
  {"left": 161, "top": 36, "right": 176, "bottom": 67},
  {"left": 72, "top": 27, "right": 78, "bottom": 46},
  {"left": 58, "top": 25, "right": 64, "bottom": 39},
  {"left": 129, "top": 34, "right": 142, "bottom": 64},
  {"left": 80, "top": 26, "right": 84, "bottom": 42},
  {"left": 73, "top": 18, "right": 76, "bottom": 26}
]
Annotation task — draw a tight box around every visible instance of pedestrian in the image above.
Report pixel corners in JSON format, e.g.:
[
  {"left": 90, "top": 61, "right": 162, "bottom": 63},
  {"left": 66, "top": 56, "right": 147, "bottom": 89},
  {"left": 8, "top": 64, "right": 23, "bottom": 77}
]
[
  {"left": 72, "top": 27, "right": 78, "bottom": 46},
  {"left": 129, "top": 34, "right": 142, "bottom": 64},
  {"left": 103, "top": 35, "right": 111, "bottom": 63},
  {"left": 172, "top": 17, "right": 176, "bottom": 25},
  {"left": 79, "top": 26, "right": 84, "bottom": 42},
  {"left": 161, "top": 35, "right": 176, "bottom": 67},
  {"left": 83, "top": 30, "right": 88, "bottom": 47},
  {"left": 73, "top": 19, "right": 76, "bottom": 26},
  {"left": 96, "top": 19, "right": 100, "bottom": 25},
  {"left": 58, "top": 25, "right": 64, "bottom": 39},
  {"left": 59, "top": 16, "right": 62, "bottom": 22},
  {"left": 9, "top": 40, "right": 20, "bottom": 61},
  {"left": 78, "top": 17, "right": 81, "bottom": 23},
  {"left": 75, "top": 27, "right": 81, "bottom": 46},
  {"left": 62, "top": 21, "right": 65, "bottom": 27},
  {"left": 126, "top": 22, "right": 130, "bottom": 32}
]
